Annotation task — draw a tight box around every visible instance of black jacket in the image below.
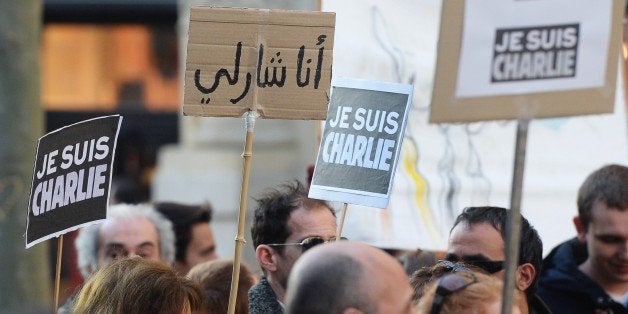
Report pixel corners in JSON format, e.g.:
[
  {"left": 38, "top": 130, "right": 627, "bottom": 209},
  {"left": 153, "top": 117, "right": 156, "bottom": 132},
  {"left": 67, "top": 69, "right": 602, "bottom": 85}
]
[{"left": 538, "top": 238, "right": 627, "bottom": 314}]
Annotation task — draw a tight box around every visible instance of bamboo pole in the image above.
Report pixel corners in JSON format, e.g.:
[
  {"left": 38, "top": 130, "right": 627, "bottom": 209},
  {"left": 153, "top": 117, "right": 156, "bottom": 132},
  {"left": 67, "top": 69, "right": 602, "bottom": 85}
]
[
  {"left": 336, "top": 203, "right": 349, "bottom": 239},
  {"left": 227, "top": 111, "right": 258, "bottom": 314},
  {"left": 54, "top": 235, "right": 64, "bottom": 310},
  {"left": 501, "top": 118, "right": 529, "bottom": 314}
]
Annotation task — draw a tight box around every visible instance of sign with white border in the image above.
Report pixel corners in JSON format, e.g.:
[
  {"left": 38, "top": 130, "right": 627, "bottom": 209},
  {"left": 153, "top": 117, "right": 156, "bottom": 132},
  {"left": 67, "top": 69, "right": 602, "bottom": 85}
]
[
  {"left": 26, "top": 115, "right": 122, "bottom": 248},
  {"left": 309, "top": 78, "right": 412, "bottom": 208},
  {"left": 430, "top": 0, "right": 623, "bottom": 123}
]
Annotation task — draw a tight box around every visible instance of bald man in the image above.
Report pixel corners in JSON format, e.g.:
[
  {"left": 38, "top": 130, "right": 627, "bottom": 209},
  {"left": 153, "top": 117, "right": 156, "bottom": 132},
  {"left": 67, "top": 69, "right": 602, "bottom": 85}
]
[{"left": 285, "top": 241, "right": 414, "bottom": 314}]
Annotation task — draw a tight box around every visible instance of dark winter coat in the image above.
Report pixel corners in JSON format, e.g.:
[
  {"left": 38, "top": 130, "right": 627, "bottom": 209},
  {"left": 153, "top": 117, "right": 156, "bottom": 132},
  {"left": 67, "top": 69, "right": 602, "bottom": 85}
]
[{"left": 538, "top": 237, "right": 627, "bottom": 314}]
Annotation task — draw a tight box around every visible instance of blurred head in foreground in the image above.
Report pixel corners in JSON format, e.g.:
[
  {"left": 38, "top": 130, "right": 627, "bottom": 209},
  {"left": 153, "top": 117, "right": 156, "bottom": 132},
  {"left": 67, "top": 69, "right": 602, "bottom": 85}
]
[
  {"left": 285, "top": 241, "right": 414, "bottom": 314},
  {"left": 417, "top": 269, "right": 525, "bottom": 314},
  {"left": 73, "top": 257, "right": 203, "bottom": 314},
  {"left": 187, "top": 259, "right": 257, "bottom": 314}
]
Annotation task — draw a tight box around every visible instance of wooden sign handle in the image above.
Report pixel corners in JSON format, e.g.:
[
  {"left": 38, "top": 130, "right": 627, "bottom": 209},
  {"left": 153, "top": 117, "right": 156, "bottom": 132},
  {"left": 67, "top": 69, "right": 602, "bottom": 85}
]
[
  {"left": 54, "top": 235, "right": 64, "bottom": 311},
  {"left": 336, "top": 203, "right": 349, "bottom": 239},
  {"left": 227, "top": 111, "right": 258, "bottom": 314}
]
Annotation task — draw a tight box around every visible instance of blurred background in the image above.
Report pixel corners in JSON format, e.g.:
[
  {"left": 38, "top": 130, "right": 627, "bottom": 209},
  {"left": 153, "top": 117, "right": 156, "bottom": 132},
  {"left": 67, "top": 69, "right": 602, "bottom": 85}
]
[
  {"left": 2, "top": 0, "right": 321, "bottom": 311},
  {"left": 0, "top": 0, "right": 626, "bottom": 312}
]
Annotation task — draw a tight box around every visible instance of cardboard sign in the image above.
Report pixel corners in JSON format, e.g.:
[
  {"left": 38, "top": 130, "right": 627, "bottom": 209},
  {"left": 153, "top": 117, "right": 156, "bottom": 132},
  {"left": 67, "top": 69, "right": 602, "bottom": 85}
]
[
  {"left": 309, "top": 78, "right": 413, "bottom": 208},
  {"left": 26, "top": 115, "right": 122, "bottom": 248},
  {"left": 183, "top": 7, "right": 335, "bottom": 120},
  {"left": 430, "top": 0, "right": 623, "bottom": 123}
]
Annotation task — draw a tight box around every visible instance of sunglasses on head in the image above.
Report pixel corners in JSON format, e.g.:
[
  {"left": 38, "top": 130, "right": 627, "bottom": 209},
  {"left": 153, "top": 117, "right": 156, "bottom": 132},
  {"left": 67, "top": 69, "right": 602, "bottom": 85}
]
[
  {"left": 444, "top": 257, "right": 505, "bottom": 274},
  {"left": 267, "top": 236, "right": 347, "bottom": 252},
  {"left": 430, "top": 271, "right": 478, "bottom": 314},
  {"left": 435, "top": 260, "right": 471, "bottom": 273}
]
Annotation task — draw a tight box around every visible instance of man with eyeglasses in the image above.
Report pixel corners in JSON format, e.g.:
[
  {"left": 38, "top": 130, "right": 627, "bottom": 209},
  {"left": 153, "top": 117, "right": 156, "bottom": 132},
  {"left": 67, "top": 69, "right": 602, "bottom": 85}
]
[
  {"left": 445, "top": 206, "right": 550, "bottom": 314},
  {"left": 249, "top": 181, "right": 338, "bottom": 314},
  {"left": 537, "top": 165, "right": 628, "bottom": 313}
]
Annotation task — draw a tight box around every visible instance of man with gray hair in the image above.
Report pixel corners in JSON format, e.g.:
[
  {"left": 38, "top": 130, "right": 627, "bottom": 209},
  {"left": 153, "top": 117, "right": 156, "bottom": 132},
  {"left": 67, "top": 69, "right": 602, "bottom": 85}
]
[
  {"left": 58, "top": 203, "right": 176, "bottom": 313},
  {"left": 75, "top": 203, "right": 176, "bottom": 279},
  {"left": 285, "top": 241, "right": 414, "bottom": 314}
]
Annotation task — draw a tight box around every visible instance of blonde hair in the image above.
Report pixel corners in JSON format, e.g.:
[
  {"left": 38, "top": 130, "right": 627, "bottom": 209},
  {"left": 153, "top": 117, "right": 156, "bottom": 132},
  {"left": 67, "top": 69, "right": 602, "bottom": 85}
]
[
  {"left": 416, "top": 271, "right": 524, "bottom": 313},
  {"left": 73, "top": 258, "right": 203, "bottom": 314},
  {"left": 187, "top": 259, "right": 256, "bottom": 314}
]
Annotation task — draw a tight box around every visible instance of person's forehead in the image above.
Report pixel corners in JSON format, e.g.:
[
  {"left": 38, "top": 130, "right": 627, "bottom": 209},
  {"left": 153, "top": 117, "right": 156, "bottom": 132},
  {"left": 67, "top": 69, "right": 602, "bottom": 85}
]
[
  {"left": 99, "top": 216, "right": 159, "bottom": 246},
  {"left": 287, "top": 206, "right": 336, "bottom": 239},
  {"left": 448, "top": 221, "right": 505, "bottom": 260},
  {"left": 589, "top": 203, "right": 628, "bottom": 234},
  {"left": 190, "top": 223, "right": 214, "bottom": 243}
]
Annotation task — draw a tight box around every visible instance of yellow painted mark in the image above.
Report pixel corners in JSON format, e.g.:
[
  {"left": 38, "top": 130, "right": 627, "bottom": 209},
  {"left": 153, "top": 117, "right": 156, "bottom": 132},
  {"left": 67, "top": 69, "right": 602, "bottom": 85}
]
[{"left": 402, "top": 140, "right": 441, "bottom": 244}]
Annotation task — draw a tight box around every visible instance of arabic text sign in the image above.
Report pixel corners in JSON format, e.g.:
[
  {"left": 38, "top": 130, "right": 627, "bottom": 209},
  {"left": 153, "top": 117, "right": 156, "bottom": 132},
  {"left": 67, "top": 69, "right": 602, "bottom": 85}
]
[
  {"left": 309, "top": 79, "right": 413, "bottom": 208},
  {"left": 430, "top": 0, "right": 623, "bottom": 123},
  {"left": 26, "top": 115, "right": 122, "bottom": 248},
  {"left": 184, "top": 7, "right": 335, "bottom": 120}
]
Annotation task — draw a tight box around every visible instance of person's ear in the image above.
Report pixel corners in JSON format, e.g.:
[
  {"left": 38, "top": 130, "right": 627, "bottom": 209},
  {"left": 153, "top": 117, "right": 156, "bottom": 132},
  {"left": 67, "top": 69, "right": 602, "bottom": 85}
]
[
  {"left": 572, "top": 216, "right": 587, "bottom": 242},
  {"left": 343, "top": 308, "right": 364, "bottom": 314},
  {"left": 515, "top": 263, "right": 535, "bottom": 291},
  {"left": 256, "top": 244, "right": 278, "bottom": 272}
]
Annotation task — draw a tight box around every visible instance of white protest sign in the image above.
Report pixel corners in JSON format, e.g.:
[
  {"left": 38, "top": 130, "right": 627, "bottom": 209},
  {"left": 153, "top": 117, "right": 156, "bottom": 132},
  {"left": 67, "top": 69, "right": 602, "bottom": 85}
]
[
  {"left": 26, "top": 115, "right": 122, "bottom": 248},
  {"left": 457, "top": 0, "right": 613, "bottom": 97},
  {"left": 309, "top": 78, "right": 413, "bottom": 208},
  {"left": 430, "top": 0, "right": 623, "bottom": 123}
]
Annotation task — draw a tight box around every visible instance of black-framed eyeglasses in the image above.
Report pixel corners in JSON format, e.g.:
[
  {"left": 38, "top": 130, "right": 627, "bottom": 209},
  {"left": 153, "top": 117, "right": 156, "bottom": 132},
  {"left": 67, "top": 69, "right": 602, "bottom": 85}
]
[
  {"left": 430, "top": 271, "right": 478, "bottom": 314},
  {"left": 267, "top": 236, "right": 347, "bottom": 252},
  {"left": 463, "top": 260, "right": 504, "bottom": 274}
]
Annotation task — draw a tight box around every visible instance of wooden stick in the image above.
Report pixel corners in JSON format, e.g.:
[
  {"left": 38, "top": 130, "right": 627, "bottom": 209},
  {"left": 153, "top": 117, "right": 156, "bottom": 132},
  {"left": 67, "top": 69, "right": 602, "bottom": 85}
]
[
  {"left": 54, "top": 235, "right": 64, "bottom": 310},
  {"left": 336, "top": 203, "right": 349, "bottom": 239},
  {"left": 227, "top": 111, "right": 257, "bottom": 314},
  {"left": 501, "top": 118, "right": 529, "bottom": 314}
]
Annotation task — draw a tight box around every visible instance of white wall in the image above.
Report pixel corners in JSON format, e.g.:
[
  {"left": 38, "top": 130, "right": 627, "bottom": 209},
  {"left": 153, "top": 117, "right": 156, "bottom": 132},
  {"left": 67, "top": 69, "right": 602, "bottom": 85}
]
[{"left": 323, "top": 0, "right": 627, "bottom": 255}]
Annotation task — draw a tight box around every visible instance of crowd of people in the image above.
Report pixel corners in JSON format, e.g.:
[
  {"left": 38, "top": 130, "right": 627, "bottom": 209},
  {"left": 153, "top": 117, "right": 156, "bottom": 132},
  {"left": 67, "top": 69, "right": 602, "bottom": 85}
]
[{"left": 61, "top": 164, "right": 627, "bottom": 313}]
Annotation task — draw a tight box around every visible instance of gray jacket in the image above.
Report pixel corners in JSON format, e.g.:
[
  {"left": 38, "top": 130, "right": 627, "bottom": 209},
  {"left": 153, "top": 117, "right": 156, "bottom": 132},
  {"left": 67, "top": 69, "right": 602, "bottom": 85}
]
[{"left": 248, "top": 276, "right": 284, "bottom": 314}]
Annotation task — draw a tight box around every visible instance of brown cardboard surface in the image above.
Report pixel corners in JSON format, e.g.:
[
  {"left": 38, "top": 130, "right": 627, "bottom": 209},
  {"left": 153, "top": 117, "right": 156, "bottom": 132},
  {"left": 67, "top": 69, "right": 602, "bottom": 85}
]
[
  {"left": 184, "top": 7, "right": 335, "bottom": 120},
  {"left": 429, "top": 0, "right": 623, "bottom": 123}
]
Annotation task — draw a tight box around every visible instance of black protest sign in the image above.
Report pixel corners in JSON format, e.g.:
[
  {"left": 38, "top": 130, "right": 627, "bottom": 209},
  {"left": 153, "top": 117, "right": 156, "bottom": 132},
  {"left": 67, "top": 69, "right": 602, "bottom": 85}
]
[
  {"left": 26, "top": 115, "right": 122, "bottom": 248},
  {"left": 309, "top": 79, "right": 412, "bottom": 208}
]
